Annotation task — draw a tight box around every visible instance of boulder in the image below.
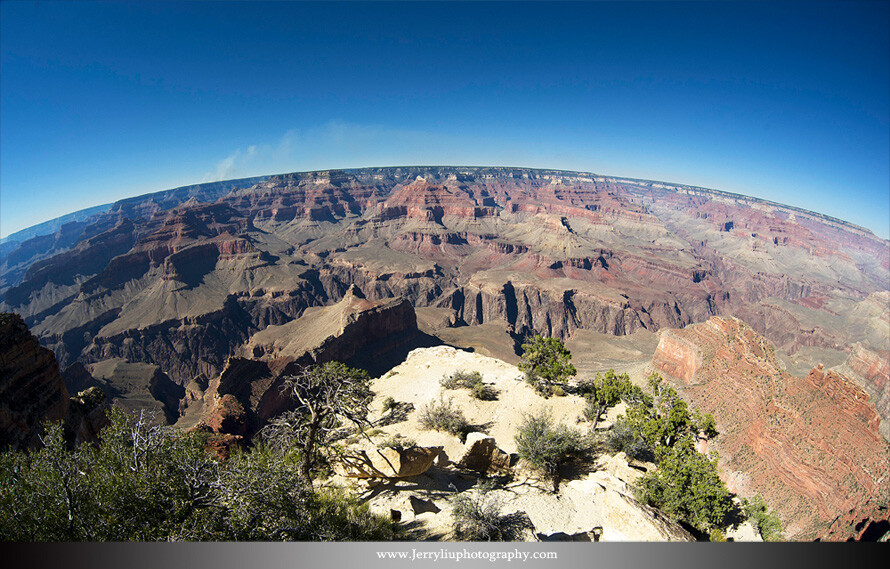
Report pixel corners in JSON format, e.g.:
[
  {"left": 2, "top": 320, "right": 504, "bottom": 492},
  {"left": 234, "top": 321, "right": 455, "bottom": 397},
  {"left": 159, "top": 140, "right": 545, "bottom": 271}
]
[
  {"left": 564, "top": 470, "right": 694, "bottom": 542},
  {"left": 595, "top": 452, "right": 653, "bottom": 486},
  {"left": 600, "top": 489, "right": 694, "bottom": 541},
  {"left": 457, "top": 432, "right": 513, "bottom": 475},
  {"left": 333, "top": 446, "right": 442, "bottom": 478}
]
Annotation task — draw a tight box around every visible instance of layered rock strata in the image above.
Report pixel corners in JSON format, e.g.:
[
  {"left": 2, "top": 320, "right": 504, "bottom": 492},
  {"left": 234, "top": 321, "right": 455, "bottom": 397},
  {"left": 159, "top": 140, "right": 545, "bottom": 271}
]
[
  {"left": 0, "top": 166, "right": 885, "bottom": 438},
  {"left": 651, "top": 316, "right": 890, "bottom": 540}
]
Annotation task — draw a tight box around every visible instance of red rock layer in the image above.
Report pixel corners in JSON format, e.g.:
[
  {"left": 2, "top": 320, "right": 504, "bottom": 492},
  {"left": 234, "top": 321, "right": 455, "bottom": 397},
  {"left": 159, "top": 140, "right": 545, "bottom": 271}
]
[
  {"left": 652, "top": 316, "right": 890, "bottom": 540},
  {"left": 816, "top": 495, "right": 890, "bottom": 541},
  {"left": 2, "top": 167, "right": 886, "bottom": 406},
  {"left": 845, "top": 343, "right": 890, "bottom": 434}
]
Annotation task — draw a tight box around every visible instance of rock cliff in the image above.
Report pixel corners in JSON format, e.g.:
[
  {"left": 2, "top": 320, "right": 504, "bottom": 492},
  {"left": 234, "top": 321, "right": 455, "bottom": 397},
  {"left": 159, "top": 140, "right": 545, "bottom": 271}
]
[
  {"left": 3, "top": 167, "right": 885, "bottom": 397},
  {"left": 0, "top": 313, "right": 69, "bottom": 449},
  {"left": 651, "top": 316, "right": 890, "bottom": 540},
  {"left": 198, "top": 286, "right": 423, "bottom": 436},
  {"left": 838, "top": 343, "right": 890, "bottom": 441}
]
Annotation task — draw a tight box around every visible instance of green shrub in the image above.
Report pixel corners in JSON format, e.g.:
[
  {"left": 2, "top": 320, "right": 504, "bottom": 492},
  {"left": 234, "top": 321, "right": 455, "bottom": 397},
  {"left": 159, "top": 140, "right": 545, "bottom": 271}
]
[
  {"left": 417, "top": 397, "right": 470, "bottom": 437},
  {"left": 637, "top": 437, "right": 733, "bottom": 534},
  {"left": 624, "top": 374, "right": 717, "bottom": 458},
  {"left": 523, "top": 372, "right": 559, "bottom": 398},
  {"left": 579, "top": 369, "right": 643, "bottom": 428},
  {"left": 441, "top": 370, "right": 497, "bottom": 400},
  {"left": 518, "top": 336, "right": 576, "bottom": 398},
  {"left": 378, "top": 436, "right": 416, "bottom": 450},
  {"left": 514, "top": 411, "right": 587, "bottom": 477},
  {"left": 380, "top": 396, "right": 397, "bottom": 414},
  {"left": 742, "top": 494, "right": 785, "bottom": 541},
  {"left": 308, "top": 487, "right": 400, "bottom": 541},
  {"left": 469, "top": 381, "right": 498, "bottom": 401},
  {"left": 604, "top": 418, "right": 653, "bottom": 462},
  {"left": 0, "top": 408, "right": 399, "bottom": 542}
]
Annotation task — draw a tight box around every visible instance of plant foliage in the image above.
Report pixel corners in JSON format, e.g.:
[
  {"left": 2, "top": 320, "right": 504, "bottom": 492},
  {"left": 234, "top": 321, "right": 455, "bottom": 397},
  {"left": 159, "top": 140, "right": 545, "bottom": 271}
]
[
  {"left": 579, "top": 369, "right": 644, "bottom": 429},
  {"left": 617, "top": 374, "right": 730, "bottom": 534},
  {"left": 623, "top": 374, "right": 717, "bottom": 458},
  {"left": 636, "top": 437, "right": 733, "bottom": 533},
  {"left": 742, "top": 494, "right": 785, "bottom": 541},
  {"left": 518, "top": 336, "right": 576, "bottom": 397},
  {"left": 278, "top": 362, "right": 374, "bottom": 482},
  {"left": 450, "top": 480, "right": 531, "bottom": 541},
  {"left": 417, "top": 396, "right": 470, "bottom": 437},
  {"left": 514, "top": 411, "right": 587, "bottom": 478},
  {"left": 0, "top": 408, "right": 397, "bottom": 541}
]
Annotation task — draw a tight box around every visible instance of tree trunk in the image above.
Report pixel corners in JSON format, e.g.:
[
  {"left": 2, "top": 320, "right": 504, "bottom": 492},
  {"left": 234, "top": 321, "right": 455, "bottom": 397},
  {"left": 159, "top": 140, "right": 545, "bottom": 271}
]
[
  {"left": 300, "top": 415, "right": 320, "bottom": 485},
  {"left": 591, "top": 403, "right": 607, "bottom": 431}
]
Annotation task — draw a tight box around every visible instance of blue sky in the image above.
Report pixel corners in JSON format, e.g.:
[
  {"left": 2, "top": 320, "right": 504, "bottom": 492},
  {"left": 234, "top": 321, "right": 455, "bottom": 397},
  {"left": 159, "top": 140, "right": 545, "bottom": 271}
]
[{"left": 2, "top": 1, "right": 888, "bottom": 239}]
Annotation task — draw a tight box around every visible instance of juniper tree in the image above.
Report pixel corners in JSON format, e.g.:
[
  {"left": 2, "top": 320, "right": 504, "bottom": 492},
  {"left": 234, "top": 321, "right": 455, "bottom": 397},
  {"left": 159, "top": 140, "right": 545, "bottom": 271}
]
[
  {"left": 518, "top": 335, "right": 576, "bottom": 396},
  {"left": 278, "top": 362, "right": 373, "bottom": 483}
]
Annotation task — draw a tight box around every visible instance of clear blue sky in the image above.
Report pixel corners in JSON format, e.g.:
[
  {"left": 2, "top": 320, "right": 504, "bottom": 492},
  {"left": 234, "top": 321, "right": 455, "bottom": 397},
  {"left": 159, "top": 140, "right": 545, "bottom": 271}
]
[{"left": 2, "top": 1, "right": 888, "bottom": 239}]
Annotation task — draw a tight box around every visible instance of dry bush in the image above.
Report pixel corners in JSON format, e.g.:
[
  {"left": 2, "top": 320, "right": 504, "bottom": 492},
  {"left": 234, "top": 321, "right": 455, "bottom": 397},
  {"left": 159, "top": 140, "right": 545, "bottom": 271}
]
[{"left": 418, "top": 396, "right": 470, "bottom": 436}]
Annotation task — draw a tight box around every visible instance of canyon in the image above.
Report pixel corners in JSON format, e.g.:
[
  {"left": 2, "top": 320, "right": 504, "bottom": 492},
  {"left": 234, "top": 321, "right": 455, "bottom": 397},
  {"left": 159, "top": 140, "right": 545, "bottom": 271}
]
[{"left": 0, "top": 166, "right": 887, "bottom": 540}]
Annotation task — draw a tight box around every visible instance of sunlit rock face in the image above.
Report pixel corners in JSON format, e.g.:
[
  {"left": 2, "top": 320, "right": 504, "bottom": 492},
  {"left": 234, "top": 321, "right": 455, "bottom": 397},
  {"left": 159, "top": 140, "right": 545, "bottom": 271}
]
[
  {"left": 652, "top": 316, "right": 890, "bottom": 540},
  {"left": 3, "top": 167, "right": 885, "bottom": 393}
]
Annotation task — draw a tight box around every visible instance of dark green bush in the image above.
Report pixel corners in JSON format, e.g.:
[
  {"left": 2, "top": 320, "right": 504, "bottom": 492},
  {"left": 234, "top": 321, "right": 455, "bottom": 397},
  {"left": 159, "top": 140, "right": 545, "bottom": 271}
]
[
  {"left": 441, "top": 370, "right": 483, "bottom": 390},
  {"left": 636, "top": 437, "right": 732, "bottom": 534},
  {"left": 518, "top": 336, "right": 576, "bottom": 398},
  {"left": 604, "top": 418, "right": 654, "bottom": 462},
  {"left": 469, "top": 381, "right": 498, "bottom": 401},
  {"left": 441, "top": 370, "right": 497, "bottom": 400},
  {"left": 377, "top": 435, "right": 416, "bottom": 450},
  {"left": 380, "top": 396, "right": 397, "bottom": 414},
  {"left": 514, "top": 411, "right": 587, "bottom": 477},
  {"left": 742, "top": 494, "right": 785, "bottom": 541}
]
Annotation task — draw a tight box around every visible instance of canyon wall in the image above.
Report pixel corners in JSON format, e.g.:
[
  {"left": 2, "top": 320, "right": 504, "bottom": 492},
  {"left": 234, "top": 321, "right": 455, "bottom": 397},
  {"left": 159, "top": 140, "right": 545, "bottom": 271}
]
[{"left": 652, "top": 316, "right": 890, "bottom": 540}]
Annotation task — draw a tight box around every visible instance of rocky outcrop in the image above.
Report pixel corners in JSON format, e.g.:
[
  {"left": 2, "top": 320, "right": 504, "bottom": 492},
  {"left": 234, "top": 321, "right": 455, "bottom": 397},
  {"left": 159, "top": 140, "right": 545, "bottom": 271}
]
[
  {"left": 649, "top": 331, "right": 702, "bottom": 384},
  {"left": 0, "top": 313, "right": 68, "bottom": 449},
  {"left": 651, "top": 316, "right": 890, "bottom": 540},
  {"left": 196, "top": 287, "right": 423, "bottom": 438},
  {"left": 61, "top": 362, "right": 104, "bottom": 395},
  {"left": 577, "top": 470, "right": 695, "bottom": 542},
  {"left": 243, "top": 285, "right": 420, "bottom": 374},
  {"left": 457, "top": 432, "right": 514, "bottom": 475},
  {"left": 204, "top": 394, "right": 250, "bottom": 437},
  {"left": 816, "top": 494, "right": 890, "bottom": 542},
  {"left": 841, "top": 343, "right": 890, "bottom": 441},
  {"left": 333, "top": 446, "right": 442, "bottom": 478}
]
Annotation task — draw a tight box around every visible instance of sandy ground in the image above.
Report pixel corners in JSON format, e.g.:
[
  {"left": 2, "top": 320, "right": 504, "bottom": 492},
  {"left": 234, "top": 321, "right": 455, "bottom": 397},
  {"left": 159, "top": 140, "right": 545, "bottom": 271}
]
[{"left": 367, "top": 345, "right": 588, "bottom": 460}]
